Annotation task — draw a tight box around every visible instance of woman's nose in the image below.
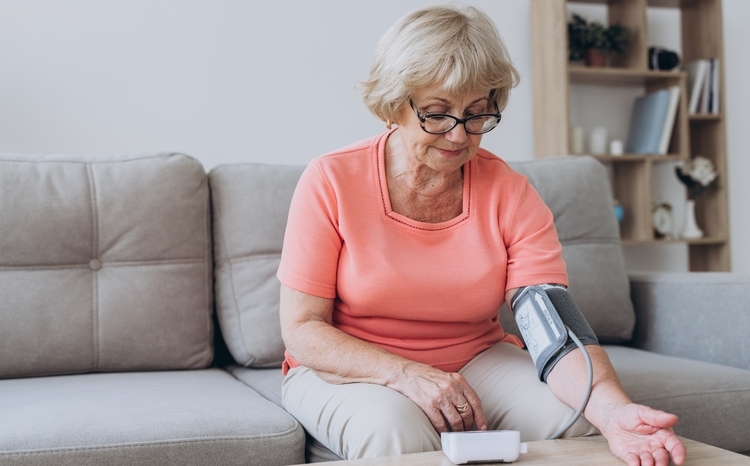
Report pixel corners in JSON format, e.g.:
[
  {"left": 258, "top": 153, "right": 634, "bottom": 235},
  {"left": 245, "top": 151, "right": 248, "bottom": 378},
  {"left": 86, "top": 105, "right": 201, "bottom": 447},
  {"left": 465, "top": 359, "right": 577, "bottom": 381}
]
[{"left": 444, "top": 123, "right": 469, "bottom": 143}]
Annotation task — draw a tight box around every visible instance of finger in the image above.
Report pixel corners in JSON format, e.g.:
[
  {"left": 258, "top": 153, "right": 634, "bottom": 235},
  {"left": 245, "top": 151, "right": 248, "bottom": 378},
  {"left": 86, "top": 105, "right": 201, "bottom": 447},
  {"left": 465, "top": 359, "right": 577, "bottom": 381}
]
[
  {"left": 652, "top": 448, "right": 671, "bottom": 466},
  {"left": 464, "top": 391, "right": 486, "bottom": 431},
  {"left": 664, "top": 434, "right": 687, "bottom": 465},
  {"left": 454, "top": 400, "right": 474, "bottom": 431},
  {"left": 437, "top": 396, "right": 467, "bottom": 432},
  {"left": 622, "top": 451, "right": 640, "bottom": 466},
  {"left": 425, "top": 404, "right": 449, "bottom": 433},
  {"left": 443, "top": 405, "right": 466, "bottom": 432},
  {"left": 637, "top": 405, "right": 679, "bottom": 429},
  {"left": 639, "top": 451, "right": 655, "bottom": 466}
]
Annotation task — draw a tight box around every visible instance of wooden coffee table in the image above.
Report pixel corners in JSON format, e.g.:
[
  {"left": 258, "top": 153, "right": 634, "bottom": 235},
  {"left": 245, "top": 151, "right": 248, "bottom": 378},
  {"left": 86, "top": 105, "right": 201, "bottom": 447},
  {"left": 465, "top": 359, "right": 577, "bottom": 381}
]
[{"left": 302, "top": 436, "right": 750, "bottom": 465}]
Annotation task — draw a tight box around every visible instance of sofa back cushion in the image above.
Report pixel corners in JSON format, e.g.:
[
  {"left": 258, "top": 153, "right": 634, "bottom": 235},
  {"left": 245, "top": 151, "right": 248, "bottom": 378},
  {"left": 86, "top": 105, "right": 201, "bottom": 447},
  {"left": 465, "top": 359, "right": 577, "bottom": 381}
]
[
  {"left": 0, "top": 153, "right": 214, "bottom": 378},
  {"left": 507, "top": 156, "right": 635, "bottom": 342},
  {"left": 211, "top": 155, "right": 634, "bottom": 368},
  {"left": 210, "top": 164, "right": 304, "bottom": 367}
]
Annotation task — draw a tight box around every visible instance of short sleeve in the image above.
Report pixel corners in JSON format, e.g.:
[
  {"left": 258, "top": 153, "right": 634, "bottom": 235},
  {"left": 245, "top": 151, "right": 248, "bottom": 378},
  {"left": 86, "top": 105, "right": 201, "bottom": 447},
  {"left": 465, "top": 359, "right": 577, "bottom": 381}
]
[
  {"left": 277, "top": 160, "right": 342, "bottom": 299},
  {"left": 503, "top": 180, "right": 568, "bottom": 290}
]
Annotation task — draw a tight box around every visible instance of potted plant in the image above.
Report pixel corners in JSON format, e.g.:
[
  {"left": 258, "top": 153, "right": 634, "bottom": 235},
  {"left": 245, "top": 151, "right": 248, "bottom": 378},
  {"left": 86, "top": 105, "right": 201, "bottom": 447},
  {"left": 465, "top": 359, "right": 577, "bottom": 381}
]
[{"left": 568, "top": 13, "right": 629, "bottom": 67}]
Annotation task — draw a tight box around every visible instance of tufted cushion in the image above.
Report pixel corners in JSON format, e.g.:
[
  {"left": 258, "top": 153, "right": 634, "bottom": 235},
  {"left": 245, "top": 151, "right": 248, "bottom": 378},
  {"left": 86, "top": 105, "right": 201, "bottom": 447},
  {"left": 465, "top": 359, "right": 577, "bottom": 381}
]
[
  {"left": 209, "top": 164, "right": 304, "bottom": 367},
  {"left": 0, "top": 153, "right": 214, "bottom": 378},
  {"left": 506, "top": 156, "right": 635, "bottom": 342}
]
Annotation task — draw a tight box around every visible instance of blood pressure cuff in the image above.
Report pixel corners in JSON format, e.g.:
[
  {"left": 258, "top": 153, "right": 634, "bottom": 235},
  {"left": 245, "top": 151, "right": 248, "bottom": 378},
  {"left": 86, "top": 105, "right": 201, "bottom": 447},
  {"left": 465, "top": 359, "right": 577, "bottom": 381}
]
[{"left": 510, "top": 285, "right": 599, "bottom": 382}]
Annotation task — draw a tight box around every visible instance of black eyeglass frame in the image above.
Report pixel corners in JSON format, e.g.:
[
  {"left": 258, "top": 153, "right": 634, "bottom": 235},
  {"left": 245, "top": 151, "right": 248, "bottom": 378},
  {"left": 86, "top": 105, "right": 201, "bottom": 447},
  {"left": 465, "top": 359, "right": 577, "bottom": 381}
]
[{"left": 409, "top": 99, "right": 502, "bottom": 135}]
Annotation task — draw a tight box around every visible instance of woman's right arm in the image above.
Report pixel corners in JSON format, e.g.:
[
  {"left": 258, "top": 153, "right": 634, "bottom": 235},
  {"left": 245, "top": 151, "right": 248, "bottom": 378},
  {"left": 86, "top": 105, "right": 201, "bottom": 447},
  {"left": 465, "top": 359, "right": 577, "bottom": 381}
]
[{"left": 279, "top": 284, "right": 487, "bottom": 432}]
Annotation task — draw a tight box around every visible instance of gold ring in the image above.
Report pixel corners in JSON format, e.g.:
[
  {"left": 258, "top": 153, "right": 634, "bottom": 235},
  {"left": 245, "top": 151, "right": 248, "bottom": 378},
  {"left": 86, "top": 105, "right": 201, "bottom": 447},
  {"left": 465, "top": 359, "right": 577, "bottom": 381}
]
[{"left": 456, "top": 403, "right": 470, "bottom": 413}]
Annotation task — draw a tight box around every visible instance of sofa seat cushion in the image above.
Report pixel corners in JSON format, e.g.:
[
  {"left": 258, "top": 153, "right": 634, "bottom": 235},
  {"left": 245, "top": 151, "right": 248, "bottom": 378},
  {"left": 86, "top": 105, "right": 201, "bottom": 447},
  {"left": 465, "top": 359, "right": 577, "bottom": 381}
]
[
  {"left": 0, "top": 369, "right": 305, "bottom": 465},
  {"left": 225, "top": 365, "right": 342, "bottom": 463},
  {"left": 606, "top": 345, "right": 750, "bottom": 453}
]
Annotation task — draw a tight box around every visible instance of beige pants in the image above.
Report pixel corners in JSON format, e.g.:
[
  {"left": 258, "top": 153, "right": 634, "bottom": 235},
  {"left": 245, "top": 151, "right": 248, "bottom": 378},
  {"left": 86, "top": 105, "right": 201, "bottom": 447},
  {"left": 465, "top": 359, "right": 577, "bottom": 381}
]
[{"left": 282, "top": 342, "right": 598, "bottom": 460}]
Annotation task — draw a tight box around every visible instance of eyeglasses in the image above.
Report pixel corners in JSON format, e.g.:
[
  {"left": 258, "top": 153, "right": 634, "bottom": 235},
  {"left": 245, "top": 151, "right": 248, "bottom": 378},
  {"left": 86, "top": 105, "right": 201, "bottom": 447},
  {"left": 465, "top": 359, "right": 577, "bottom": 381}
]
[{"left": 410, "top": 100, "right": 502, "bottom": 135}]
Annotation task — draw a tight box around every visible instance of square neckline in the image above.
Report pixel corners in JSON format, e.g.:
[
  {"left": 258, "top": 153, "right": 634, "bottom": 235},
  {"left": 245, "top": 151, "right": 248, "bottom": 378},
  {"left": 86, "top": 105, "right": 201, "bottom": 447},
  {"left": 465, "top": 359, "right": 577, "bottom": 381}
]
[{"left": 375, "top": 130, "right": 472, "bottom": 232}]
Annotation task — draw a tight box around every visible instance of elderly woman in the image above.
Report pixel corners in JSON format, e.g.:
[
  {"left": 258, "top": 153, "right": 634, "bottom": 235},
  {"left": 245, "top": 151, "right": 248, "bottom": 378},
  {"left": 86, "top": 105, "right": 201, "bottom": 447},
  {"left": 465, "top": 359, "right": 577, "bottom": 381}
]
[{"left": 278, "top": 5, "right": 685, "bottom": 466}]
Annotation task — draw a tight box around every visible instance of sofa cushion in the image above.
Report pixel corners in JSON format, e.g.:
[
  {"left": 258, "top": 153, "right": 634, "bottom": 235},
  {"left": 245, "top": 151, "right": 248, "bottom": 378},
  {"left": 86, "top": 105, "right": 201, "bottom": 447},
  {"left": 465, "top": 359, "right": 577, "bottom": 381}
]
[
  {"left": 629, "top": 272, "right": 750, "bottom": 371},
  {"left": 606, "top": 345, "right": 750, "bottom": 452},
  {"left": 508, "top": 157, "right": 635, "bottom": 343},
  {"left": 0, "top": 369, "right": 305, "bottom": 465},
  {"left": 226, "top": 365, "right": 343, "bottom": 463},
  {"left": 209, "top": 164, "right": 304, "bottom": 368},
  {"left": 0, "top": 153, "right": 213, "bottom": 378}
]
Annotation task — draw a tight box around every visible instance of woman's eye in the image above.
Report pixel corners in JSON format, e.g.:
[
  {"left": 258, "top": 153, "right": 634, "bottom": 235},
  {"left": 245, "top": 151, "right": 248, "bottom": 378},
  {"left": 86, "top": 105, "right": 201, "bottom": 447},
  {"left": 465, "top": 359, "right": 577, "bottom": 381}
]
[{"left": 426, "top": 115, "right": 448, "bottom": 122}]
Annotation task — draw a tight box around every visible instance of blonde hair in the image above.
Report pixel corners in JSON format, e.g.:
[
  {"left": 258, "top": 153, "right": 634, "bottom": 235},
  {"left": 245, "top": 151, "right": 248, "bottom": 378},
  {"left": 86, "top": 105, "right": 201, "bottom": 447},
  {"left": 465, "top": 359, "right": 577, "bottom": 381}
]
[{"left": 361, "top": 5, "right": 520, "bottom": 124}]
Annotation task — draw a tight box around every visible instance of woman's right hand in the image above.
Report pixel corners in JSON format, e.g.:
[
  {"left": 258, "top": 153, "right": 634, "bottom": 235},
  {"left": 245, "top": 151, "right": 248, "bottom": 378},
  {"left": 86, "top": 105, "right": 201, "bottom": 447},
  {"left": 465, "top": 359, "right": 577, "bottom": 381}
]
[
  {"left": 391, "top": 363, "right": 487, "bottom": 433},
  {"left": 280, "top": 285, "right": 486, "bottom": 433}
]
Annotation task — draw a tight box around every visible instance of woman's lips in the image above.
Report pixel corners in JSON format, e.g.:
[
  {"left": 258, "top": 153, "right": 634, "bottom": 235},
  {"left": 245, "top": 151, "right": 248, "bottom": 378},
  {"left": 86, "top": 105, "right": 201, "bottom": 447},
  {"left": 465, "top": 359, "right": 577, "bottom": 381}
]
[{"left": 436, "top": 148, "right": 463, "bottom": 158}]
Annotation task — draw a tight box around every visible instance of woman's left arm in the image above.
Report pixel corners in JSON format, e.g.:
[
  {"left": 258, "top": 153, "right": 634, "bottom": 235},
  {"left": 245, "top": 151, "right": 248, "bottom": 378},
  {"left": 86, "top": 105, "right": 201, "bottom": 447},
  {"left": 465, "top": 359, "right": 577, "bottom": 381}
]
[{"left": 505, "top": 289, "right": 686, "bottom": 466}]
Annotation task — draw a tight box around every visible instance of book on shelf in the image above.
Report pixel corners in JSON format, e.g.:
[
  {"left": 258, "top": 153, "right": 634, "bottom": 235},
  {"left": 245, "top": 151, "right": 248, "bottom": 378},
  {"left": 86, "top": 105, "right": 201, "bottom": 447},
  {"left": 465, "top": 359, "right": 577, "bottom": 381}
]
[
  {"left": 699, "top": 60, "right": 711, "bottom": 113},
  {"left": 685, "top": 60, "right": 709, "bottom": 114},
  {"left": 711, "top": 58, "right": 720, "bottom": 114},
  {"left": 625, "top": 89, "right": 671, "bottom": 155},
  {"left": 685, "top": 58, "right": 719, "bottom": 115},
  {"left": 657, "top": 86, "right": 681, "bottom": 155}
]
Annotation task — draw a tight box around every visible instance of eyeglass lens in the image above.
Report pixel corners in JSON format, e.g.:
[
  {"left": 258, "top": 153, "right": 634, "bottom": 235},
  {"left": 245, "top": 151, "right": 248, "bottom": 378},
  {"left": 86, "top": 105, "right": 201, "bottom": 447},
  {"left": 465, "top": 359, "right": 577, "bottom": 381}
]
[{"left": 422, "top": 115, "right": 499, "bottom": 134}]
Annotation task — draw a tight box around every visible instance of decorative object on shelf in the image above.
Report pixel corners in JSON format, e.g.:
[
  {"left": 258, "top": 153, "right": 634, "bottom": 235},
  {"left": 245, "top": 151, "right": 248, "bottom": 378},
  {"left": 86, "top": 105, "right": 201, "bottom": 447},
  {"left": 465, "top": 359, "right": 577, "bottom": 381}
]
[
  {"left": 613, "top": 200, "right": 625, "bottom": 224},
  {"left": 675, "top": 156, "right": 717, "bottom": 199},
  {"left": 588, "top": 126, "right": 608, "bottom": 155},
  {"left": 681, "top": 200, "right": 703, "bottom": 239},
  {"left": 652, "top": 202, "right": 674, "bottom": 239},
  {"left": 567, "top": 13, "right": 629, "bottom": 67},
  {"left": 675, "top": 156, "right": 718, "bottom": 239},
  {"left": 648, "top": 46, "right": 681, "bottom": 71},
  {"left": 570, "top": 126, "right": 584, "bottom": 154},
  {"left": 609, "top": 139, "right": 623, "bottom": 156}
]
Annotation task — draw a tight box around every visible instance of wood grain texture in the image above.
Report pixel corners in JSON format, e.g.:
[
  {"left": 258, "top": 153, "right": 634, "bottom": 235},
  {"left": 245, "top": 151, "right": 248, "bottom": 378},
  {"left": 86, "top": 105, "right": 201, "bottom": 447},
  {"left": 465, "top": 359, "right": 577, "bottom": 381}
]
[
  {"left": 296, "top": 436, "right": 750, "bottom": 465},
  {"left": 530, "top": 0, "right": 569, "bottom": 158}
]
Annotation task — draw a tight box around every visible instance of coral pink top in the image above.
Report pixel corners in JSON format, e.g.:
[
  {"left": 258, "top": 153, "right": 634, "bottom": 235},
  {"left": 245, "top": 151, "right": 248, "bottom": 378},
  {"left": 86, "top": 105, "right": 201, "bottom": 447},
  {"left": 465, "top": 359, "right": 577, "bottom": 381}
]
[{"left": 277, "top": 130, "right": 567, "bottom": 374}]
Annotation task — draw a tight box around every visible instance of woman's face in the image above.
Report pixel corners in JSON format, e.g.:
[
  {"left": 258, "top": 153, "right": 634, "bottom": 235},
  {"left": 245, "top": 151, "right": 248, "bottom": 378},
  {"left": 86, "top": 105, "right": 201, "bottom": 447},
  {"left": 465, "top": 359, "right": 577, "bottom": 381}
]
[{"left": 392, "top": 86, "right": 491, "bottom": 174}]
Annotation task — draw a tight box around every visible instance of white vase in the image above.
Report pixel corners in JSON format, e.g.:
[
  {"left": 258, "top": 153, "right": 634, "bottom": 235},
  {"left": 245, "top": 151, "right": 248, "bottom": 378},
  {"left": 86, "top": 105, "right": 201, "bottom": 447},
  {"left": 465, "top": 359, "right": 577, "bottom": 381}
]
[
  {"left": 589, "top": 126, "right": 608, "bottom": 155},
  {"left": 681, "top": 200, "right": 704, "bottom": 239}
]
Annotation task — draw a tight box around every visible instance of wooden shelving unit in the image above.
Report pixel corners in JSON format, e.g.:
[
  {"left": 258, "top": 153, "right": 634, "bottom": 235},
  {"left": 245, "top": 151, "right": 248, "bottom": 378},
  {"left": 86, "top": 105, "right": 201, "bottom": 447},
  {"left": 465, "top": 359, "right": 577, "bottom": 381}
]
[{"left": 531, "top": 0, "right": 730, "bottom": 271}]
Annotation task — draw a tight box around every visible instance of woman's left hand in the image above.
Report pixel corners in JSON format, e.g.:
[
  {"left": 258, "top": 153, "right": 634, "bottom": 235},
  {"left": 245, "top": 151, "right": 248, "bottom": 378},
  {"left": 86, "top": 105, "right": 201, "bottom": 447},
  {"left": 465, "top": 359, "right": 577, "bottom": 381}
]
[{"left": 602, "top": 403, "right": 686, "bottom": 466}]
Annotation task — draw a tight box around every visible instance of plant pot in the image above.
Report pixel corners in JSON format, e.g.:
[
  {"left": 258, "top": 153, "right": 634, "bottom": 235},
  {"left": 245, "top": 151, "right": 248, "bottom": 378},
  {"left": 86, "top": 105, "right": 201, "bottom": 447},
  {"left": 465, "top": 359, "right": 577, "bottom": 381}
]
[{"left": 585, "top": 48, "right": 606, "bottom": 67}]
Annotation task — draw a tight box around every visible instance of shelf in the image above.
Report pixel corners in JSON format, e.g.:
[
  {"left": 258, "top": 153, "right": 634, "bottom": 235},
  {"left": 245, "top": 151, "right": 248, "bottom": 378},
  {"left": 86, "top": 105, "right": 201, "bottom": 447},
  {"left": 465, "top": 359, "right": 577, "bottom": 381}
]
[
  {"left": 569, "top": 67, "right": 685, "bottom": 86},
  {"left": 689, "top": 113, "right": 722, "bottom": 122},
  {"left": 591, "top": 154, "right": 683, "bottom": 162},
  {"left": 569, "top": 0, "right": 703, "bottom": 7},
  {"left": 531, "top": 0, "right": 729, "bottom": 270},
  {"left": 622, "top": 237, "right": 727, "bottom": 246}
]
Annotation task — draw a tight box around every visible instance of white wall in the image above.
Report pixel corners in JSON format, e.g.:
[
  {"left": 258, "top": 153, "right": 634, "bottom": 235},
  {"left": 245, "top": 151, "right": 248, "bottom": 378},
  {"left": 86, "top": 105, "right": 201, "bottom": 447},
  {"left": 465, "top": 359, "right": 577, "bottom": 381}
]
[
  {"left": 723, "top": 0, "right": 750, "bottom": 274},
  {"left": 0, "top": 0, "right": 747, "bottom": 273},
  {"left": 0, "top": 0, "right": 533, "bottom": 168}
]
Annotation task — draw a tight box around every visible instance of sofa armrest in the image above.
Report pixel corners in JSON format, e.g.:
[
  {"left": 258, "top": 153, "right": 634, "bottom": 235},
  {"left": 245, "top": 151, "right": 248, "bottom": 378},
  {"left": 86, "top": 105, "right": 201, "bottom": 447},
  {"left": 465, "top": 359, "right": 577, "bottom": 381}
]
[{"left": 628, "top": 272, "right": 750, "bottom": 371}]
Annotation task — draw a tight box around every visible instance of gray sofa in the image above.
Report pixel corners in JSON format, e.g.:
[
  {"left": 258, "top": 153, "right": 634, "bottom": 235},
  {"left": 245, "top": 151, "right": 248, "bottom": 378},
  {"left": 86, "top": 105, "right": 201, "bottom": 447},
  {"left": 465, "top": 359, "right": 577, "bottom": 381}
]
[{"left": 1, "top": 152, "right": 748, "bottom": 465}]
